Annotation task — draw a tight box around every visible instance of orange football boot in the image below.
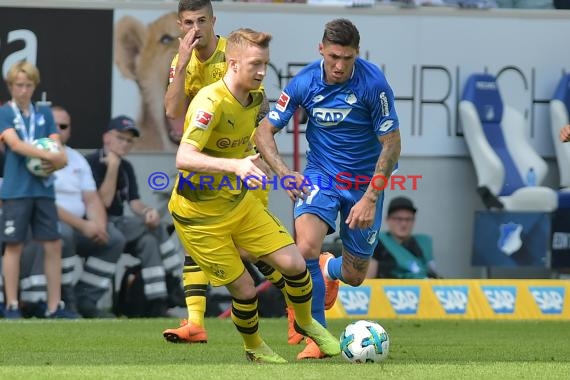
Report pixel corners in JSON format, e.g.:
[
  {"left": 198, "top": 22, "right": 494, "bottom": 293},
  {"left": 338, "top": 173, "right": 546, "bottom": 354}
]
[
  {"left": 296, "top": 338, "right": 328, "bottom": 360},
  {"left": 162, "top": 319, "right": 208, "bottom": 343},
  {"left": 287, "top": 307, "right": 304, "bottom": 345}
]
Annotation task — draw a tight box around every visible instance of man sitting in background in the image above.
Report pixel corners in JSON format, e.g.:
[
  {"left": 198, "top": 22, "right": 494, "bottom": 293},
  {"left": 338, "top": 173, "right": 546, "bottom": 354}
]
[
  {"left": 366, "top": 196, "right": 442, "bottom": 279},
  {"left": 20, "top": 106, "right": 126, "bottom": 318},
  {"left": 86, "top": 116, "right": 183, "bottom": 317}
]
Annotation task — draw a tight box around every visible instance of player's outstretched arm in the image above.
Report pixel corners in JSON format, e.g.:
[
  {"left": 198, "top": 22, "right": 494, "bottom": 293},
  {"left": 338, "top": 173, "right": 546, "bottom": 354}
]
[
  {"left": 254, "top": 117, "right": 307, "bottom": 201},
  {"left": 176, "top": 142, "right": 266, "bottom": 188},
  {"left": 253, "top": 117, "right": 288, "bottom": 176}
]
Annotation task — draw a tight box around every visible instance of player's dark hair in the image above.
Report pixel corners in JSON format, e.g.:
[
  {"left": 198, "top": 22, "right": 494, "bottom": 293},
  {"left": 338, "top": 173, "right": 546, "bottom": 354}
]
[
  {"left": 178, "top": 0, "right": 213, "bottom": 17},
  {"left": 322, "top": 18, "right": 360, "bottom": 49}
]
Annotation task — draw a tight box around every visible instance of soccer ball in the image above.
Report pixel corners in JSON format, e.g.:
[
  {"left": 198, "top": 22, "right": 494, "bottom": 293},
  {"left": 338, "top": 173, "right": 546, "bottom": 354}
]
[
  {"left": 26, "top": 137, "right": 60, "bottom": 177},
  {"left": 339, "top": 320, "right": 390, "bottom": 363}
]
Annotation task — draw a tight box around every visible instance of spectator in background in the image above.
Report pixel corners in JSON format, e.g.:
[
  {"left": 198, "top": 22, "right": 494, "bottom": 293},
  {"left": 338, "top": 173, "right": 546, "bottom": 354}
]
[
  {"left": 0, "top": 61, "right": 68, "bottom": 318},
  {"left": 86, "top": 116, "right": 183, "bottom": 317},
  {"left": 20, "top": 106, "right": 126, "bottom": 318},
  {"left": 366, "top": 196, "right": 442, "bottom": 279}
]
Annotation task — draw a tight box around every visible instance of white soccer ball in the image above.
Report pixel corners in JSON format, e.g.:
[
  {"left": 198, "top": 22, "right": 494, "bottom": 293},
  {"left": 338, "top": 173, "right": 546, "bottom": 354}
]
[
  {"left": 339, "top": 320, "right": 390, "bottom": 363},
  {"left": 26, "top": 137, "right": 60, "bottom": 177}
]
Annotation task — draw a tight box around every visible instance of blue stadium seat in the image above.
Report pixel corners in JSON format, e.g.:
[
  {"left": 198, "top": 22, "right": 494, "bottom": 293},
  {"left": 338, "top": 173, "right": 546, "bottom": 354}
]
[
  {"left": 459, "top": 73, "right": 557, "bottom": 211},
  {"left": 549, "top": 74, "right": 570, "bottom": 208}
]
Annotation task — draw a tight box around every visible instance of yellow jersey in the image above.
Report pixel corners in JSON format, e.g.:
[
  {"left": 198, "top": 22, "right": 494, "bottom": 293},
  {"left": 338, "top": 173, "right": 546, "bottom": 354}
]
[
  {"left": 168, "top": 36, "right": 227, "bottom": 103},
  {"left": 170, "top": 80, "right": 264, "bottom": 218}
]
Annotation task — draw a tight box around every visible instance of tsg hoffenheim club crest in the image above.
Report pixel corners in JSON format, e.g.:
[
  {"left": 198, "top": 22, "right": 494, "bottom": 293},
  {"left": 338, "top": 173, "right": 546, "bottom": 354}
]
[{"left": 498, "top": 222, "right": 523, "bottom": 256}]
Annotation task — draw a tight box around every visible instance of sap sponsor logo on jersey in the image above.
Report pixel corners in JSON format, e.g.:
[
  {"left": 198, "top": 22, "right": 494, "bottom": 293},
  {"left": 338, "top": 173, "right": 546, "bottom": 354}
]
[
  {"left": 432, "top": 286, "right": 468, "bottom": 314},
  {"left": 275, "top": 92, "right": 290, "bottom": 112},
  {"left": 383, "top": 286, "right": 420, "bottom": 315},
  {"left": 312, "top": 108, "right": 351, "bottom": 127},
  {"left": 529, "top": 286, "right": 565, "bottom": 315},
  {"left": 482, "top": 286, "right": 517, "bottom": 314},
  {"left": 194, "top": 110, "right": 213, "bottom": 130},
  {"left": 338, "top": 286, "right": 371, "bottom": 315}
]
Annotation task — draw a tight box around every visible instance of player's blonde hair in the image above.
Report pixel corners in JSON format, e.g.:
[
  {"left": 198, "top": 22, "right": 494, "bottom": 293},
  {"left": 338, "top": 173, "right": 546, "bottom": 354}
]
[
  {"left": 5, "top": 61, "right": 41, "bottom": 86},
  {"left": 225, "top": 28, "right": 272, "bottom": 58}
]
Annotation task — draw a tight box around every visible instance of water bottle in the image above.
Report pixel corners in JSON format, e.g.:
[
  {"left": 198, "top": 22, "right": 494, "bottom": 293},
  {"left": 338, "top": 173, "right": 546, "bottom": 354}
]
[{"left": 526, "top": 167, "right": 536, "bottom": 187}]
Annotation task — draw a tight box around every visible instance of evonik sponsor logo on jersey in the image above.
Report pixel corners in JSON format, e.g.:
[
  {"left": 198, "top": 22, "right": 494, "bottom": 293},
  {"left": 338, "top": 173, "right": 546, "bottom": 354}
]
[
  {"left": 338, "top": 286, "right": 371, "bottom": 315},
  {"left": 481, "top": 286, "right": 517, "bottom": 314},
  {"left": 432, "top": 286, "right": 468, "bottom": 315},
  {"left": 383, "top": 286, "right": 420, "bottom": 315},
  {"left": 312, "top": 108, "right": 352, "bottom": 127},
  {"left": 529, "top": 286, "right": 565, "bottom": 314}
]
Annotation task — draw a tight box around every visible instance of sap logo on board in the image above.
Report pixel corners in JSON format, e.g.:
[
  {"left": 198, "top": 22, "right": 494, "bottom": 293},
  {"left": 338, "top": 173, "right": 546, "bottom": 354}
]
[
  {"left": 482, "top": 286, "right": 517, "bottom": 314},
  {"left": 338, "top": 286, "right": 371, "bottom": 315},
  {"left": 312, "top": 108, "right": 351, "bottom": 127},
  {"left": 529, "top": 286, "right": 565, "bottom": 314},
  {"left": 1, "top": 29, "right": 37, "bottom": 78},
  {"left": 383, "top": 286, "right": 419, "bottom": 315},
  {"left": 432, "top": 286, "right": 468, "bottom": 314}
]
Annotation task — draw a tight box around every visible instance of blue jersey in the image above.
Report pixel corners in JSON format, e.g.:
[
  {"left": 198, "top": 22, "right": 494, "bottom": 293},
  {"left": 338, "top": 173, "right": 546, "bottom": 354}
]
[
  {"left": 0, "top": 103, "right": 58, "bottom": 199},
  {"left": 268, "top": 58, "right": 399, "bottom": 181}
]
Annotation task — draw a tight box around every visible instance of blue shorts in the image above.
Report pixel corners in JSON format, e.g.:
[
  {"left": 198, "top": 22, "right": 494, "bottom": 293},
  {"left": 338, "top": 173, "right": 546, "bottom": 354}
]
[
  {"left": 293, "top": 167, "right": 384, "bottom": 258},
  {"left": 0, "top": 198, "right": 60, "bottom": 243}
]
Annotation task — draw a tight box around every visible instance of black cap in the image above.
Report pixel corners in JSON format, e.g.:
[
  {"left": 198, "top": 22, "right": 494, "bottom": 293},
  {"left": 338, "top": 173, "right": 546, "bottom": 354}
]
[
  {"left": 388, "top": 196, "right": 417, "bottom": 215},
  {"left": 107, "top": 115, "right": 140, "bottom": 137}
]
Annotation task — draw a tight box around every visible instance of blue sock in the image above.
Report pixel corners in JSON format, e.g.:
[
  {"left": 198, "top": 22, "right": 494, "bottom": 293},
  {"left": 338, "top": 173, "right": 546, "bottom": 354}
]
[
  {"left": 307, "top": 258, "right": 326, "bottom": 327},
  {"left": 327, "top": 256, "right": 345, "bottom": 282}
]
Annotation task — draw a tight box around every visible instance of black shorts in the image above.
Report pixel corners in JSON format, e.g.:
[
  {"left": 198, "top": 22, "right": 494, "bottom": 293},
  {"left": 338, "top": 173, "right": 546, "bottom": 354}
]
[{"left": 1, "top": 198, "right": 60, "bottom": 242}]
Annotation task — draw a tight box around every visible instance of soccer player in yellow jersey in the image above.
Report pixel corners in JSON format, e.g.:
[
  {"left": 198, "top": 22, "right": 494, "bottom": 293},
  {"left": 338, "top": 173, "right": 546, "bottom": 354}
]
[
  {"left": 162, "top": 0, "right": 287, "bottom": 345},
  {"left": 168, "top": 28, "right": 340, "bottom": 363}
]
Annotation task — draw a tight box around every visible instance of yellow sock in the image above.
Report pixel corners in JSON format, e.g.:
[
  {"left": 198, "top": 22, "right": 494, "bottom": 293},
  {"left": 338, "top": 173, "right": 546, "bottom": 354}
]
[
  {"left": 282, "top": 269, "right": 313, "bottom": 326},
  {"left": 182, "top": 256, "right": 208, "bottom": 327},
  {"left": 231, "top": 296, "right": 263, "bottom": 349},
  {"left": 254, "top": 261, "right": 292, "bottom": 307}
]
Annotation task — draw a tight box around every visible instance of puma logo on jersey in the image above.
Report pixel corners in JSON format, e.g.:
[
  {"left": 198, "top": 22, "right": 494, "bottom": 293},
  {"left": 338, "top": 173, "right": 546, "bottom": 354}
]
[{"left": 312, "top": 108, "right": 351, "bottom": 126}]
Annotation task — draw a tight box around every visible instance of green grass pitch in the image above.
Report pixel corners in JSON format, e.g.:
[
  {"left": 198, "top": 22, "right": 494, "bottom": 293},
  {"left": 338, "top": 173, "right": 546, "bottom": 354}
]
[{"left": 1, "top": 318, "right": 569, "bottom": 379}]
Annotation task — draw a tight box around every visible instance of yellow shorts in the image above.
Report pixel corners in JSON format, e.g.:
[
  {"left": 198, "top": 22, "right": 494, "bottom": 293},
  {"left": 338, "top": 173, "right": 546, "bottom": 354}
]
[
  {"left": 172, "top": 191, "right": 293, "bottom": 286},
  {"left": 250, "top": 186, "right": 269, "bottom": 208}
]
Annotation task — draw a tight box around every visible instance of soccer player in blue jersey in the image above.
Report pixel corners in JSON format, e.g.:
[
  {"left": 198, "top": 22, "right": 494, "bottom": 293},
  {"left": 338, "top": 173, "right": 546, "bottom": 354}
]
[{"left": 255, "top": 18, "right": 401, "bottom": 359}]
